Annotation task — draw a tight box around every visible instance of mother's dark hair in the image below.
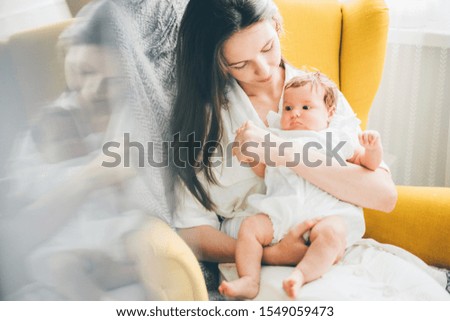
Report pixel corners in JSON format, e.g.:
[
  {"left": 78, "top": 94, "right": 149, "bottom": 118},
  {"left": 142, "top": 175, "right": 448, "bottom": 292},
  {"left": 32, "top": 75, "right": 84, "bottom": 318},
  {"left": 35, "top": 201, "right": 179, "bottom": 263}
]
[{"left": 171, "top": 0, "right": 280, "bottom": 211}]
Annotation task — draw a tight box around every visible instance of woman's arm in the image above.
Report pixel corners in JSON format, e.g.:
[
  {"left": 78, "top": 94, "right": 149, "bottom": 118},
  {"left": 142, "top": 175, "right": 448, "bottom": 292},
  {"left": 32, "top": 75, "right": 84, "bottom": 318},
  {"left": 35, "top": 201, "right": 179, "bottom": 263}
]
[
  {"left": 234, "top": 121, "right": 397, "bottom": 212},
  {"left": 284, "top": 143, "right": 396, "bottom": 212},
  {"left": 177, "top": 220, "right": 316, "bottom": 265},
  {"left": 177, "top": 226, "right": 237, "bottom": 263}
]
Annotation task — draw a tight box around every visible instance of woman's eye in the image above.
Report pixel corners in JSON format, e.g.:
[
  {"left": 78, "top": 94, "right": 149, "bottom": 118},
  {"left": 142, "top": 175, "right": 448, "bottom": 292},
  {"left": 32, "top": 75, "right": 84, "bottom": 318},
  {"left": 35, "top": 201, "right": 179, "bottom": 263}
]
[
  {"left": 285, "top": 106, "right": 293, "bottom": 111},
  {"left": 262, "top": 43, "right": 273, "bottom": 53},
  {"left": 232, "top": 63, "right": 247, "bottom": 70},
  {"left": 302, "top": 105, "right": 311, "bottom": 110}
]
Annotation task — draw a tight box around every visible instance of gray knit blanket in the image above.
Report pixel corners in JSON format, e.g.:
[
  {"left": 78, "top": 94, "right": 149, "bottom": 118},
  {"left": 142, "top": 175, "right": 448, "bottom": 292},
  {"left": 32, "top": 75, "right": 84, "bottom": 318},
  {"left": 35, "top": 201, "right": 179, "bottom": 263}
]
[{"left": 77, "top": 0, "right": 189, "bottom": 225}]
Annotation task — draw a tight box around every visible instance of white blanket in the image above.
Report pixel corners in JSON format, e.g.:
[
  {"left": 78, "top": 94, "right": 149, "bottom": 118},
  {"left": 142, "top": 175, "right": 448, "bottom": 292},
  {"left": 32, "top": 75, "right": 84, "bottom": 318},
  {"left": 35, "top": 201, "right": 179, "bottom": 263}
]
[{"left": 219, "top": 239, "right": 450, "bottom": 300}]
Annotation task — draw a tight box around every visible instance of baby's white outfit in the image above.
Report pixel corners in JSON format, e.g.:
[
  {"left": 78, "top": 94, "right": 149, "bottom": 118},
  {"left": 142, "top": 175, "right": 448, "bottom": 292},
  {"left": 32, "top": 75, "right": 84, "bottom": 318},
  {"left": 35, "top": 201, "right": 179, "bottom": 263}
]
[
  {"left": 174, "top": 64, "right": 365, "bottom": 246},
  {"left": 243, "top": 112, "right": 364, "bottom": 246}
]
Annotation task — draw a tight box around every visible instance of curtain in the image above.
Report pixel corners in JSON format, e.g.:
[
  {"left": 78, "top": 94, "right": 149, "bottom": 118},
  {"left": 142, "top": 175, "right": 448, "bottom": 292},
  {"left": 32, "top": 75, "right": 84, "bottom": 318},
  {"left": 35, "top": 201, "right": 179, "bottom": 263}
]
[{"left": 368, "top": 0, "right": 450, "bottom": 187}]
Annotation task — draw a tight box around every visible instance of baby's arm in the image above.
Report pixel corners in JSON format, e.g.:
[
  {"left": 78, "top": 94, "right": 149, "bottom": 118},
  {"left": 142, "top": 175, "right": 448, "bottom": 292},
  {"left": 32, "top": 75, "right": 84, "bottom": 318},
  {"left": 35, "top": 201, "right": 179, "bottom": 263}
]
[
  {"left": 348, "top": 130, "right": 383, "bottom": 171},
  {"left": 234, "top": 123, "right": 267, "bottom": 177}
]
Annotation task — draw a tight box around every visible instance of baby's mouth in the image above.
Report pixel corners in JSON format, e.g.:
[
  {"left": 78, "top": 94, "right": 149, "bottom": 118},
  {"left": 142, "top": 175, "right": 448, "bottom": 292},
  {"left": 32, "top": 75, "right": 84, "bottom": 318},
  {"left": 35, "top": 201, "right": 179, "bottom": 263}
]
[{"left": 290, "top": 121, "right": 306, "bottom": 129}]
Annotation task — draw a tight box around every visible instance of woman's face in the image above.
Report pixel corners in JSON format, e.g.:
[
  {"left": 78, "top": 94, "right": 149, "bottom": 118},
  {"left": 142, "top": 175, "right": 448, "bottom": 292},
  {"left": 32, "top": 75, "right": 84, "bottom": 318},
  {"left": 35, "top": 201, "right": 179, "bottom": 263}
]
[
  {"left": 64, "top": 44, "right": 123, "bottom": 132},
  {"left": 222, "top": 20, "right": 282, "bottom": 87}
]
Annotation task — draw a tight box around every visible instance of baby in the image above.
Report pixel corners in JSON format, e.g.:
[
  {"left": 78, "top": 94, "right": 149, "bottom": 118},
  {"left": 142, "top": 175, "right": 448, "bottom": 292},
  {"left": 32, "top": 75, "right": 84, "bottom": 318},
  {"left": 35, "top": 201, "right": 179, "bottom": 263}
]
[{"left": 219, "top": 72, "right": 383, "bottom": 299}]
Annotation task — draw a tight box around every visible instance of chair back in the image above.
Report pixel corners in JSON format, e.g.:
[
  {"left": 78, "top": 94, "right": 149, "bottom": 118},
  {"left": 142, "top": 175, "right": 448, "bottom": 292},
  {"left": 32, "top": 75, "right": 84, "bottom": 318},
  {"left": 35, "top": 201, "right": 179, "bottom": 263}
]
[{"left": 275, "top": 0, "right": 389, "bottom": 129}]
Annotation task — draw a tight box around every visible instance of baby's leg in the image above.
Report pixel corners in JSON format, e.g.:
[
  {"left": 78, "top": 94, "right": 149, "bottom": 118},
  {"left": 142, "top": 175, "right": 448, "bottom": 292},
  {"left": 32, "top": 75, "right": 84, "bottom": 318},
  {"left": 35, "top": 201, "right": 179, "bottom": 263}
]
[
  {"left": 283, "top": 216, "right": 346, "bottom": 298},
  {"left": 219, "top": 214, "right": 273, "bottom": 299}
]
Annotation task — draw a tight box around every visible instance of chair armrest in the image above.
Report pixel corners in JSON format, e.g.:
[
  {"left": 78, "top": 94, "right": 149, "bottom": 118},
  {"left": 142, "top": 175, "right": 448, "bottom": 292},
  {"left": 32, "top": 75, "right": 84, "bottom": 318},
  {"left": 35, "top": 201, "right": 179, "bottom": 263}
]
[
  {"left": 126, "top": 217, "right": 208, "bottom": 300},
  {"left": 364, "top": 185, "right": 450, "bottom": 269}
]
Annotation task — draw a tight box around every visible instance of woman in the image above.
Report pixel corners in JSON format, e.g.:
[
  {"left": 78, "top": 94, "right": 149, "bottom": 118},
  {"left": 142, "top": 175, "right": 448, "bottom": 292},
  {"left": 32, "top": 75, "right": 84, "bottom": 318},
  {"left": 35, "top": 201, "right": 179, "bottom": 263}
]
[{"left": 171, "top": 0, "right": 449, "bottom": 300}]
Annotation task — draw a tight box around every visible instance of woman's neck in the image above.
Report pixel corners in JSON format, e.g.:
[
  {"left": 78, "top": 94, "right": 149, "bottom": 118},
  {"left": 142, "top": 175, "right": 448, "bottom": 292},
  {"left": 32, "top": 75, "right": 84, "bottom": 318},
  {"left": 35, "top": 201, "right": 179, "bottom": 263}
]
[
  {"left": 239, "top": 66, "right": 286, "bottom": 126},
  {"left": 240, "top": 66, "right": 285, "bottom": 99}
]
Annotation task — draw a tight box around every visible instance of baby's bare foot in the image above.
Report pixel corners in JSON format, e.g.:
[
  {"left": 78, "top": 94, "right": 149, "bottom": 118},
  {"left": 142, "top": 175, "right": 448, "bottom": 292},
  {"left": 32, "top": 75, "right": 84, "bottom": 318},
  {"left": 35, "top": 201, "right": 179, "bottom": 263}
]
[
  {"left": 218, "top": 277, "right": 259, "bottom": 299},
  {"left": 282, "top": 269, "right": 305, "bottom": 299}
]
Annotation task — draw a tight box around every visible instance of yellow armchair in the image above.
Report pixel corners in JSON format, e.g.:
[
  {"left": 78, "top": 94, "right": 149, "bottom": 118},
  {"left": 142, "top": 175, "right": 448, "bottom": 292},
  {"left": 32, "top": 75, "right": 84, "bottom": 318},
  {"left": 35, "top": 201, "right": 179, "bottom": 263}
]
[
  {"left": 138, "top": 0, "right": 449, "bottom": 300},
  {"left": 277, "top": 0, "right": 450, "bottom": 269}
]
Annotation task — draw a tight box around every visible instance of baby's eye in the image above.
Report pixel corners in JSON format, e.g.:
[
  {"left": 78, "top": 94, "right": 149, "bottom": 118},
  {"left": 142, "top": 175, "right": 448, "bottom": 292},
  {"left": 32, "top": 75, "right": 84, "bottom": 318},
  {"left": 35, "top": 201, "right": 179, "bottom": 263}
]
[
  {"left": 302, "top": 105, "right": 311, "bottom": 110},
  {"left": 285, "top": 106, "right": 293, "bottom": 111}
]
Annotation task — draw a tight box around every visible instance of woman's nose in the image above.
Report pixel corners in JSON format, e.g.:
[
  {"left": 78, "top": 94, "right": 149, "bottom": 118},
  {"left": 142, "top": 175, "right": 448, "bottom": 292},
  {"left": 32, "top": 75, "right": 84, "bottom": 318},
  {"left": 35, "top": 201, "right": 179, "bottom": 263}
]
[{"left": 254, "top": 56, "right": 270, "bottom": 77}]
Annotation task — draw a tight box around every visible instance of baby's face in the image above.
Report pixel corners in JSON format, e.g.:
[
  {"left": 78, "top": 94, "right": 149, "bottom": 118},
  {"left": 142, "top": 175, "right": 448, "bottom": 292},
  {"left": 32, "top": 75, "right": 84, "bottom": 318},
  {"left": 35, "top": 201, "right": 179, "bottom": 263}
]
[{"left": 281, "top": 84, "right": 332, "bottom": 131}]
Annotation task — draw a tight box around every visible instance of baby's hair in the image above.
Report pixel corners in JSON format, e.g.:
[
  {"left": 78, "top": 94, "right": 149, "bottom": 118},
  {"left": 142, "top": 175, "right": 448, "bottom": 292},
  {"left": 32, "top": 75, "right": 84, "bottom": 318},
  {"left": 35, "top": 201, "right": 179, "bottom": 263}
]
[{"left": 285, "top": 72, "right": 338, "bottom": 110}]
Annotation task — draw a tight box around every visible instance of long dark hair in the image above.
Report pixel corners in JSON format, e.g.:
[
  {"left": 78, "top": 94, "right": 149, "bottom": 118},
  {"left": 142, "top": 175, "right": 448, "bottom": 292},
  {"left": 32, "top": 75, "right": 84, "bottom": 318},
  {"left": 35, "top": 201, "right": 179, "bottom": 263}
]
[{"left": 171, "top": 0, "right": 280, "bottom": 211}]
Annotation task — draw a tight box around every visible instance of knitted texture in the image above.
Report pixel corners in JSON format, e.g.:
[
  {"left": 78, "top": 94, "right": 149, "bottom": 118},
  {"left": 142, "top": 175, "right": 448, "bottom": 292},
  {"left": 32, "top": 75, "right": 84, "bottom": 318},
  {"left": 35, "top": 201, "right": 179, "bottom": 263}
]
[{"left": 73, "top": 0, "right": 189, "bottom": 225}]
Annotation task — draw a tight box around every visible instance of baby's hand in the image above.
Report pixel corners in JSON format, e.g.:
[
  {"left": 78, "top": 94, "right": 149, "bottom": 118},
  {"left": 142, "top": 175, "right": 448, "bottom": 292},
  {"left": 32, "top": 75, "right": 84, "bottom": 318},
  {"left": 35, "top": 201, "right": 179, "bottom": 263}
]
[
  {"left": 233, "top": 121, "right": 263, "bottom": 162},
  {"left": 358, "top": 130, "right": 381, "bottom": 150}
]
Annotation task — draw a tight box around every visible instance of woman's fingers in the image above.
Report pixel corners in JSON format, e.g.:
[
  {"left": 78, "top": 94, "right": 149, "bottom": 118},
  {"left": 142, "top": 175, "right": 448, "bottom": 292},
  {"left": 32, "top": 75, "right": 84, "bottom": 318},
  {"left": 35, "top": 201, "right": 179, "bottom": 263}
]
[
  {"left": 289, "top": 219, "right": 320, "bottom": 239},
  {"left": 273, "top": 235, "right": 305, "bottom": 265},
  {"left": 274, "top": 219, "right": 320, "bottom": 265}
]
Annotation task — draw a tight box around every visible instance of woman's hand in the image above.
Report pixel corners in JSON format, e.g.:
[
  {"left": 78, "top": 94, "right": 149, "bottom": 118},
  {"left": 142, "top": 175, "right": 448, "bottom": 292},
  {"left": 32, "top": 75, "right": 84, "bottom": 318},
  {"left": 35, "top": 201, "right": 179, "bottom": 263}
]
[
  {"left": 234, "top": 121, "right": 285, "bottom": 166},
  {"left": 262, "top": 219, "right": 320, "bottom": 266}
]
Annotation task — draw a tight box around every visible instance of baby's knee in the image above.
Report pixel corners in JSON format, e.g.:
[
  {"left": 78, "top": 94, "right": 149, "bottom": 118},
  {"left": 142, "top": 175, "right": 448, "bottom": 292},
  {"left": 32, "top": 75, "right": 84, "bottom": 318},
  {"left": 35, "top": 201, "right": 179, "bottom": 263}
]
[
  {"left": 238, "top": 215, "right": 273, "bottom": 244},
  {"left": 238, "top": 216, "right": 259, "bottom": 237},
  {"left": 311, "top": 220, "right": 346, "bottom": 249}
]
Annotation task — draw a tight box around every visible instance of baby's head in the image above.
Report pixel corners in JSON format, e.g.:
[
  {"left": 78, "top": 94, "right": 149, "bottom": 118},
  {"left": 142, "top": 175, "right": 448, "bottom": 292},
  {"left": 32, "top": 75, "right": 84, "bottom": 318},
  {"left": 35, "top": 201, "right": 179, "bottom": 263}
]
[{"left": 281, "top": 72, "right": 338, "bottom": 131}]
